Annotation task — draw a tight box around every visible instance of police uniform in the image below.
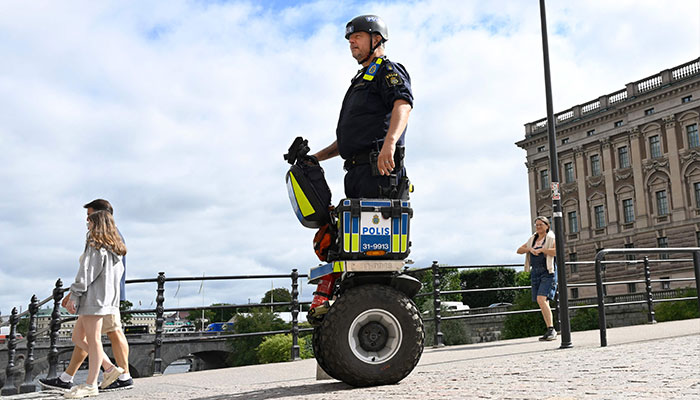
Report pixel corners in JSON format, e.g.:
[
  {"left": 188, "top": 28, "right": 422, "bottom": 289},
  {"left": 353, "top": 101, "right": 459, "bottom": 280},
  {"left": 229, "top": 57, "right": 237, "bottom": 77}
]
[{"left": 336, "top": 56, "right": 413, "bottom": 199}]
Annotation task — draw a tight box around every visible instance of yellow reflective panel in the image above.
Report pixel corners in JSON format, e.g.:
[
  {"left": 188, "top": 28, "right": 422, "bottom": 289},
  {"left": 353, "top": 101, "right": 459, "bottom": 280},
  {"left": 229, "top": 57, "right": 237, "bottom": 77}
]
[{"left": 289, "top": 172, "right": 315, "bottom": 217}]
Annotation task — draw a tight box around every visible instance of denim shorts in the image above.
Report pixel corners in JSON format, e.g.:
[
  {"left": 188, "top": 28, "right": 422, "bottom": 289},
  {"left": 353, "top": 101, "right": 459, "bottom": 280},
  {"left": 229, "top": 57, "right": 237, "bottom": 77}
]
[{"left": 531, "top": 265, "right": 558, "bottom": 302}]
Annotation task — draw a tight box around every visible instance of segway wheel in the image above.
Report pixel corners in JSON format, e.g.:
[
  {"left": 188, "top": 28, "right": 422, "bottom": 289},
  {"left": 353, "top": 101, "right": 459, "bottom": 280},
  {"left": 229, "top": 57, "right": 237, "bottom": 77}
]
[
  {"left": 312, "top": 326, "right": 341, "bottom": 380},
  {"left": 317, "top": 284, "right": 424, "bottom": 387}
]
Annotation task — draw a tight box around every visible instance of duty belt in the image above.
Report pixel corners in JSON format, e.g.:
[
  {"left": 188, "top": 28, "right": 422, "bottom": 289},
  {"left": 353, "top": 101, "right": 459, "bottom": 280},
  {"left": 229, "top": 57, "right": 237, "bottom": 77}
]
[{"left": 343, "top": 151, "right": 373, "bottom": 171}]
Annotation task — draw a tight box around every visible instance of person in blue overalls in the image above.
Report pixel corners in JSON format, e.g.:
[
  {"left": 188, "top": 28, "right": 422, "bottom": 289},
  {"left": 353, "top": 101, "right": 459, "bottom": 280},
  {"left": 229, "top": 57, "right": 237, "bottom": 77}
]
[
  {"left": 312, "top": 14, "right": 413, "bottom": 200},
  {"left": 517, "top": 216, "right": 559, "bottom": 341}
]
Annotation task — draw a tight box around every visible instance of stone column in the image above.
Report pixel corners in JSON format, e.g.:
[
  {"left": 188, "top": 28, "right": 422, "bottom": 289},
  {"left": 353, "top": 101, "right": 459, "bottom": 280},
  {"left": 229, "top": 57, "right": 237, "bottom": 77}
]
[
  {"left": 601, "top": 138, "right": 618, "bottom": 233},
  {"left": 663, "top": 115, "right": 685, "bottom": 220},
  {"left": 526, "top": 161, "right": 538, "bottom": 222},
  {"left": 629, "top": 128, "right": 648, "bottom": 228},
  {"left": 574, "top": 147, "right": 590, "bottom": 239}
]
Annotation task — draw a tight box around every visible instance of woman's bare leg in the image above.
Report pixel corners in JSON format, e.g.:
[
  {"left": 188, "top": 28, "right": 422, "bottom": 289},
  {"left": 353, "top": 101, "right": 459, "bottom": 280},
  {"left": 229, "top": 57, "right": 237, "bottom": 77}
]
[{"left": 537, "top": 295, "right": 553, "bottom": 327}]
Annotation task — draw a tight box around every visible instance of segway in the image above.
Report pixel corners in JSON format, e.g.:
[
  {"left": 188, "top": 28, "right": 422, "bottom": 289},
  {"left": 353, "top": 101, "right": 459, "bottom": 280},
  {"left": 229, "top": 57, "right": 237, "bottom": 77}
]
[{"left": 284, "top": 137, "right": 424, "bottom": 387}]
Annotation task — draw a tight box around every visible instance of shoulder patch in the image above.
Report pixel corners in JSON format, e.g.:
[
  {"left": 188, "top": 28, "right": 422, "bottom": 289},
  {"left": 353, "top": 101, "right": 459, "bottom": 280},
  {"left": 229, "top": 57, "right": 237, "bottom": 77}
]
[{"left": 385, "top": 72, "right": 403, "bottom": 87}]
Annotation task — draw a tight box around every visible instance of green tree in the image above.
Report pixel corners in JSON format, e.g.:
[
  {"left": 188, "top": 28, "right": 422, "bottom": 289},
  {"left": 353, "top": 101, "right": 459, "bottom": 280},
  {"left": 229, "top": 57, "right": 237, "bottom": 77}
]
[
  {"left": 256, "top": 334, "right": 313, "bottom": 363},
  {"left": 502, "top": 271, "right": 546, "bottom": 339},
  {"left": 655, "top": 288, "right": 699, "bottom": 322},
  {"left": 187, "top": 309, "right": 217, "bottom": 331},
  {"left": 412, "top": 267, "right": 462, "bottom": 313},
  {"left": 502, "top": 291, "right": 544, "bottom": 339},
  {"left": 16, "top": 316, "right": 29, "bottom": 336},
  {"left": 209, "top": 303, "right": 237, "bottom": 323},
  {"left": 261, "top": 288, "right": 293, "bottom": 312},
  {"left": 459, "top": 267, "right": 517, "bottom": 308},
  {"left": 119, "top": 300, "right": 133, "bottom": 325},
  {"left": 569, "top": 307, "right": 599, "bottom": 331},
  {"left": 227, "top": 309, "right": 287, "bottom": 367}
]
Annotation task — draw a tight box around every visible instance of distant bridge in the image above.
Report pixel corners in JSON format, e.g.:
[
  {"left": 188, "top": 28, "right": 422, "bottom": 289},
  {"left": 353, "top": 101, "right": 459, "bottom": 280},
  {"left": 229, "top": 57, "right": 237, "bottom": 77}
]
[{"left": 0, "top": 333, "right": 232, "bottom": 385}]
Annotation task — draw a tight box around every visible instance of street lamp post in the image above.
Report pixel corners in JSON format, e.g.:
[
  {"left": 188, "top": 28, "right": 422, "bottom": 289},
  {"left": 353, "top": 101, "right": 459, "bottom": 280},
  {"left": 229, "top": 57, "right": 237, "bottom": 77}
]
[{"left": 538, "top": 0, "right": 572, "bottom": 348}]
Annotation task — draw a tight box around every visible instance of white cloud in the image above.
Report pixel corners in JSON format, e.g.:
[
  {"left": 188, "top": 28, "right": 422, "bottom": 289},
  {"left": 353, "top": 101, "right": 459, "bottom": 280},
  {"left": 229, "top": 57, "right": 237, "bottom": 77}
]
[{"left": 1, "top": 0, "right": 698, "bottom": 316}]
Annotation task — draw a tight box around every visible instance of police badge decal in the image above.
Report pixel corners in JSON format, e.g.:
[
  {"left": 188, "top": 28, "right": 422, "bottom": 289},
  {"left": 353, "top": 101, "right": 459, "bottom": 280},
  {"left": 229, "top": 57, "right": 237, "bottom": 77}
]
[{"left": 385, "top": 72, "right": 402, "bottom": 86}]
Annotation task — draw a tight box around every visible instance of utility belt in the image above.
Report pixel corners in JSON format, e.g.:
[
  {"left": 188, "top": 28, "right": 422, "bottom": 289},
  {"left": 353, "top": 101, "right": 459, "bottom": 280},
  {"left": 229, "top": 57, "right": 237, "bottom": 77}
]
[
  {"left": 344, "top": 144, "right": 406, "bottom": 175},
  {"left": 343, "top": 144, "right": 411, "bottom": 200}
]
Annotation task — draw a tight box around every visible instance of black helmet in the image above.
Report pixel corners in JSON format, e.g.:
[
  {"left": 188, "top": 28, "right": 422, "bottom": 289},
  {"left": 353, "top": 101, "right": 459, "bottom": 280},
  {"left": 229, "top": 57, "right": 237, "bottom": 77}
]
[{"left": 345, "top": 15, "right": 388, "bottom": 41}]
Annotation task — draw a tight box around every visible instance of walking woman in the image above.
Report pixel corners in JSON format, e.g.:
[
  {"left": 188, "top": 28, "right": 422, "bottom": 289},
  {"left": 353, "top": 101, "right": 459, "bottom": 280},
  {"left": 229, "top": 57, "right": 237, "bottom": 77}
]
[
  {"left": 63, "top": 210, "right": 126, "bottom": 398},
  {"left": 516, "top": 216, "right": 558, "bottom": 341}
]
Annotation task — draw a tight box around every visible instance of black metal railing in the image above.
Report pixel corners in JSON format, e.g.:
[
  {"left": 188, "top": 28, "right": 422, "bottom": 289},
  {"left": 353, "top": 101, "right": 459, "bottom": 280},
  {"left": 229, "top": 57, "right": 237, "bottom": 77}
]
[
  {"left": 405, "top": 255, "right": 699, "bottom": 348},
  {"left": 594, "top": 248, "right": 700, "bottom": 347},
  {"left": 123, "top": 270, "right": 312, "bottom": 374},
  {"left": 2, "top": 252, "right": 698, "bottom": 394},
  {"left": 0, "top": 270, "right": 311, "bottom": 394}
]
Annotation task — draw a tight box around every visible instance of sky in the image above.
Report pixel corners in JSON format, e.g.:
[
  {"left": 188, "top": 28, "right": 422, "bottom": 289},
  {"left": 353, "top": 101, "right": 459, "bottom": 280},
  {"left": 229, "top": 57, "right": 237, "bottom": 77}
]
[{"left": 1, "top": 0, "right": 698, "bottom": 317}]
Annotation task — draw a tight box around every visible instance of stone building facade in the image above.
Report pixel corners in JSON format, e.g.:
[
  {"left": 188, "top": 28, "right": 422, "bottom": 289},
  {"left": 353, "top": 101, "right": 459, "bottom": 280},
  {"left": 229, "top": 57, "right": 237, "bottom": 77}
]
[{"left": 516, "top": 58, "right": 700, "bottom": 298}]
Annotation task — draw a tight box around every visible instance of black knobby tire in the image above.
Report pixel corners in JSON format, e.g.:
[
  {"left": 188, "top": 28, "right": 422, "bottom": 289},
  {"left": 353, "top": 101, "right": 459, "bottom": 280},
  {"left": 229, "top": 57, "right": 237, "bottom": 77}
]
[
  {"left": 312, "top": 326, "right": 341, "bottom": 380},
  {"left": 317, "top": 284, "right": 424, "bottom": 387}
]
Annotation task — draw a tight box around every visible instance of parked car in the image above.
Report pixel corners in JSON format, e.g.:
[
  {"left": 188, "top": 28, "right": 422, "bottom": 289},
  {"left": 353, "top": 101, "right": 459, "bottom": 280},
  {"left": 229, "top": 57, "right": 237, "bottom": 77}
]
[
  {"left": 488, "top": 302, "right": 513, "bottom": 308},
  {"left": 442, "top": 301, "right": 470, "bottom": 313},
  {"left": 423, "top": 301, "right": 470, "bottom": 315},
  {"left": 205, "top": 322, "right": 234, "bottom": 332}
]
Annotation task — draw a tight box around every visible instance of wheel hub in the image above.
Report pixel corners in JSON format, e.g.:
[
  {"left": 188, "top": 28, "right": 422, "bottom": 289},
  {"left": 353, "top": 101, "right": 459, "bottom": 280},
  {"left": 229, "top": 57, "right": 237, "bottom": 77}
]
[
  {"left": 358, "top": 321, "right": 388, "bottom": 352},
  {"left": 348, "top": 308, "right": 403, "bottom": 364}
]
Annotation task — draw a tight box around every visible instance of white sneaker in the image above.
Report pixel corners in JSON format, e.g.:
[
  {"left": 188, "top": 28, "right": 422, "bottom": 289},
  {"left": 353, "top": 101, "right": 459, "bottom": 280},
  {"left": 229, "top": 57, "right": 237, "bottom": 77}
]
[
  {"left": 64, "top": 384, "right": 98, "bottom": 399},
  {"left": 99, "top": 366, "right": 125, "bottom": 389}
]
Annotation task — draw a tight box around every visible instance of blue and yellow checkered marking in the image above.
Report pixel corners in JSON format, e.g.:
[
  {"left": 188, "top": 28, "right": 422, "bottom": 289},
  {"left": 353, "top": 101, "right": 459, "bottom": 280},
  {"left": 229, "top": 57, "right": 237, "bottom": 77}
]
[
  {"left": 363, "top": 58, "right": 383, "bottom": 81},
  {"left": 309, "top": 261, "right": 346, "bottom": 282}
]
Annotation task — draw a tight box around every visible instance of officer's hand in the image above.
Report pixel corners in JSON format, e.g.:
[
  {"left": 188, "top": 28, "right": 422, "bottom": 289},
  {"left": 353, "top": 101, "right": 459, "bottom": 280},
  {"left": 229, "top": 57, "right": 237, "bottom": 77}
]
[{"left": 377, "top": 146, "right": 395, "bottom": 176}]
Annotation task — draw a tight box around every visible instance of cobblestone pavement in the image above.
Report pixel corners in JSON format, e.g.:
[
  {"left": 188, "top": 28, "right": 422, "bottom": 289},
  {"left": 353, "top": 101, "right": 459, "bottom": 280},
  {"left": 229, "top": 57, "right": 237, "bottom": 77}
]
[{"left": 5, "top": 319, "right": 699, "bottom": 400}]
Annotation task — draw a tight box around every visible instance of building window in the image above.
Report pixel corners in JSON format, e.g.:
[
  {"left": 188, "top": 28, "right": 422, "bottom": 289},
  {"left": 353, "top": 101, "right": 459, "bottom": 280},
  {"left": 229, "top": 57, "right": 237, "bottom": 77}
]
[
  {"left": 622, "top": 199, "right": 635, "bottom": 223},
  {"left": 587, "top": 129, "right": 595, "bottom": 136},
  {"left": 695, "top": 183, "right": 700, "bottom": 209},
  {"left": 649, "top": 135, "right": 661, "bottom": 158},
  {"left": 644, "top": 108, "right": 654, "bottom": 116},
  {"left": 656, "top": 190, "right": 668, "bottom": 216},
  {"left": 657, "top": 236, "right": 669, "bottom": 259},
  {"left": 590, "top": 154, "right": 601, "bottom": 176},
  {"left": 624, "top": 242, "right": 635, "bottom": 261},
  {"left": 564, "top": 162, "right": 574, "bottom": 183},
  {"left": 540, "top": 169, "right": 549, "bottom": 189},
  {"left": 697, "top": 231, "right": 700, "bottom": 246},
  {"left": 594, "top": 205, "right": 605, "bottom": 229},
  {"left": 618, "top": 146, "right": 630, "bottom": 168},
  {"left": 682, "top": 95, "right": 693, "bottom": 103},
  {"left": 561, "top": 138, "right": 569, "bottom": 145},
  {"left": 627, "top": 283, "right": 636, "bottom": 293},
  {"left": 614, "top": 120, "right": 624, "bottom": 127},
  {"left": 537, "top": 145, "right": 546, "bottom": 152},
  {"left": 569, "top": 253, "right": 578, "bottom": 273},
  {"left": 687, "top": 124, "right": 699, "bottom": 148},
  {"left": 567, "top": 211, "right": 579, "bottom": 233},
  {"left": 661, "top": 277, "right": 671, "bottom": 290},
  {"left": 571, "top": 288, "right": 579, "bottom": 299}
]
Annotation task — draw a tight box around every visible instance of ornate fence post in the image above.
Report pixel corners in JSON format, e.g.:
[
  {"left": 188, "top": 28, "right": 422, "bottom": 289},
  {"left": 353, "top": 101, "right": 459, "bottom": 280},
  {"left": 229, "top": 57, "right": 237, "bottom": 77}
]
[
  {"left": 693, "top": 251, "right": 700, "bottom": 316},
  {"left": 153, "top": 272, "right": 165, "bottom": 375},
  {"left": 290, "top": 269, "right": 301, "bottom": 361},
  {"left": 432, "top": 261, "right": 444, "bottom": 348},
  {"left": 643, "top": 257, "right": 656, "bottom": 324},
  {"left": 20, "top": 295, "right": 39, "bottom": 393},
  {"left": 1, "top": 308, "right": 19, "bottom": 395},
  {"left": 46, "top": 280, "right": 64, "bottom": 380}
]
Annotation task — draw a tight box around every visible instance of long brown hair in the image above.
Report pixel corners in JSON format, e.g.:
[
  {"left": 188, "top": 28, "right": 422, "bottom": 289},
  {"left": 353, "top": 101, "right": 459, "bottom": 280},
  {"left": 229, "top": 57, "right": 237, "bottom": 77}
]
[{"left": 87, "top": 210, "right": 127, "bottom": 256}]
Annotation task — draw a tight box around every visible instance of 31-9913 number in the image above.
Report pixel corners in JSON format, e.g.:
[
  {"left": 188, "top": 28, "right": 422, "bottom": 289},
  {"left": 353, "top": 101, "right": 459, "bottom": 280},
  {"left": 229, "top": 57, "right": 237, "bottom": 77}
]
[{"left": 362, "top": 243, "right": 390, "bottom": 251}]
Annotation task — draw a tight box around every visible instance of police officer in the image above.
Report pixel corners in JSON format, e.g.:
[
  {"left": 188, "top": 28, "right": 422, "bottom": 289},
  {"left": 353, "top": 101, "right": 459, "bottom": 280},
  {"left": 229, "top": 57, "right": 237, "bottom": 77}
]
[{"left": 313, "top": 15, "right": 413, "bottom": 199}]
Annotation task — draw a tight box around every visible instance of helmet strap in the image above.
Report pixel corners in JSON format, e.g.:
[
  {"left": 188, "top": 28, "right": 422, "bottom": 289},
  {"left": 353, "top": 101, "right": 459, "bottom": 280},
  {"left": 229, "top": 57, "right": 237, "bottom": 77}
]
[{"left": 358, "top": 33, "right": 380, "bottom": 65}]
